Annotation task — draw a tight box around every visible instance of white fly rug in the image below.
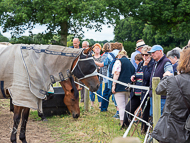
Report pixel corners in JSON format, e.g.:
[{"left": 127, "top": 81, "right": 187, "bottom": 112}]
[{"left": 0, "top": 44, "right": 83, "bottom": 112}]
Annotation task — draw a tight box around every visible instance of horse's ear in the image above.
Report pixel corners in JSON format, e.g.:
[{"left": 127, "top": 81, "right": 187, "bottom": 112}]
[{"left": 83, "top": 46, "right": 93, "bottom": 54}]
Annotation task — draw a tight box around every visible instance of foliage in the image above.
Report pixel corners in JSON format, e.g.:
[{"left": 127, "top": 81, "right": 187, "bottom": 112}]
[
  {"left": 0, "top": 0, "right": 111, "bottom": 45},
  {"left": 0, "top": 32, "right": 9, "bottom": 42},
  {"left": 108, "top": 0, "right": 190, "bottom": 35},
  {"left": 114, "top": 16, "right": 190, "bottom": 56},
  {"left": 123, "top": 41, "right": 136, "bottom": 57},
  {"left": 10, "top": 34, "right": 50, "bottom": 44}
]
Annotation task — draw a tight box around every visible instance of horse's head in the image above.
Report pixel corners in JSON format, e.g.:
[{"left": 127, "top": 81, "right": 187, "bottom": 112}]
[
  {"left": 71, "top": 47, "right": 100, "bottom": 92},
  {"left": 60, "top": 76, "right": 80, "bottom": 118}
]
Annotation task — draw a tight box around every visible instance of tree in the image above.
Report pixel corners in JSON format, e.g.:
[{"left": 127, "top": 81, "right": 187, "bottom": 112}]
[
  {"left": 0, "top": 32, "right": 9, "bottom": 42},
  {"left": 114, "top": 17, "right": 145, "bottom": 43},
  {"left": 0, "top": 0, "right": 113, "bottom": 46},
  {"left": 107, "top": 0, "right": 190, "bottom": 35}
]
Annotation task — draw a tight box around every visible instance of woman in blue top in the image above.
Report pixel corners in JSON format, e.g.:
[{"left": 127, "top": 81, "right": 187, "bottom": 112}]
[{"left": 122, "top": 45, "right": 154, "bottom": 133}]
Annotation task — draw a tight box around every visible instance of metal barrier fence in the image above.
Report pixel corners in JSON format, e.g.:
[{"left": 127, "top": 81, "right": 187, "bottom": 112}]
[{"left": 75, "top": 73, "right": 161, "bottom": 143}]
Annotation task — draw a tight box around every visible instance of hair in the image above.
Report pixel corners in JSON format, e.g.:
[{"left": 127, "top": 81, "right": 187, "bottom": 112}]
[
  {"left": 177, "top": 48, "right": 190, "bottom": 74},
  {"left": 135, "top": 54, "right": 143, "bottom": 61},
  {"left": 142, "top": 45, "right": 151, "bottom": 52},
  {"left": 82, "top": 41, "right": 89, "bottom": 46},
  {"left": 167, "top": 49, "right": 180, "bottom": 59},
  {"left": 93, "top": 43, "right": 102, "bottom": 51},
  {"left": 102, "top": 43, "right": 111, "bottom": 52},
  {"left": 111, "top": 42, "right": 123, "bottom": 51},
  {"left": 73, "top": 38, "right": 80, "bottom": 42}
]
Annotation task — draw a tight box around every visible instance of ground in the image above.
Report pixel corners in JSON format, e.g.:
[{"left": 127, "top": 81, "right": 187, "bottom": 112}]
[{"left": 0, "top": 99, "right": 59, "bottom": 143}]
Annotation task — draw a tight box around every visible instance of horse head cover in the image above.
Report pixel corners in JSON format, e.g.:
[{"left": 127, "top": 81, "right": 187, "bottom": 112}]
[{"left": 71, "top": 52, "right": 97, "bottom": 80}]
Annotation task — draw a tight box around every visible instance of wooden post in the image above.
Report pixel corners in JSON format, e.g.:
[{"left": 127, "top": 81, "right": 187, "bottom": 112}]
[
  {"left": 152, "top": 77, "right": 161, "bottom": 143},
  {"left": 84, "top": 88, "right": 89, "bottom": 111}
]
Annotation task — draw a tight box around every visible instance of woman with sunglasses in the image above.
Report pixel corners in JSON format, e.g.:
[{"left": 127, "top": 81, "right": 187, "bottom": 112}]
[{"left": 121, "top": 45, "right": 154, "bottom": 133}]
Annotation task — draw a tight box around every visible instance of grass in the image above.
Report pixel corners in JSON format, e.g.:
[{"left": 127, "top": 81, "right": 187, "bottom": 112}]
[{"left": 30, "top": 94, "right": 146, "bottom": 143}]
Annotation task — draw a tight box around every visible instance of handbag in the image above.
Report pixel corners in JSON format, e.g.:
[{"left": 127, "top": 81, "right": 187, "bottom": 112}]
[{"left": 175, "top": 76, "right": 190, "bottom": 131}]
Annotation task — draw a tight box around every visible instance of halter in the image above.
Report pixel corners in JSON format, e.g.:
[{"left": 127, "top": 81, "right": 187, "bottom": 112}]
[{"left": 71, "top": 51, "right": 97, "bottom": 80}]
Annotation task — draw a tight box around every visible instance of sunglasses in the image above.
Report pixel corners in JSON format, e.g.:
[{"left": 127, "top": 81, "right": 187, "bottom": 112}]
[{"left": 141, "top": 54, "right": 149, "bottom": 56}]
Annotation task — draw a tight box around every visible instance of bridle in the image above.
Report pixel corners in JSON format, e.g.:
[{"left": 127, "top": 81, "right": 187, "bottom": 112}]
[{"left": 71, "top": 50, "right": 97, "bottom": 80}]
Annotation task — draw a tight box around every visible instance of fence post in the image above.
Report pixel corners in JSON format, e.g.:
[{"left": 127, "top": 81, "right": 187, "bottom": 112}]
[
  {"left": 152, "top": 77, "right": 161, "bottom": 143},
  {"left": 84, "top": 88, "right": 89, "bottom": 111}
]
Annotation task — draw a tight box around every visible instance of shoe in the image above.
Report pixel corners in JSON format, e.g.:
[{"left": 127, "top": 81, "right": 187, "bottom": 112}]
[
  {"left": 120, "top": 124, "right": 128, "bottom": 130},
  {"left": 99, "top": 106, "right": 101, "bottom": 109},
  {"left": 113, "top": 112, "right": 119, "bottom": 119}
]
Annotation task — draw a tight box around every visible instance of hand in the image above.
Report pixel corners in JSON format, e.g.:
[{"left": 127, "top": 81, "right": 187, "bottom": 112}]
[
  {"left": 163, "top": 71, "right": 173, "bottom": 77},
  {"left": 143, "top": 57, "right": 151, "bottom": 66},
  {"left": 112, "top": 85, "right": 116, "bottom": 94},
  {"left": 131, "top": 75, "right": 136, "bottom": 82}
]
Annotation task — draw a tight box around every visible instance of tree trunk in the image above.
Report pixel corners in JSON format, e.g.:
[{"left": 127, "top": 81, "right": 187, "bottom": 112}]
[{"left": 60, "top": 21, "right": 68, "bottom": 46}]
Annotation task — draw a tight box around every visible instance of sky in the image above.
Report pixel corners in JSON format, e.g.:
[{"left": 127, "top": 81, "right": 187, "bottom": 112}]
[{"left": 0, "top": 24, "right": 115, "bottom": 41}]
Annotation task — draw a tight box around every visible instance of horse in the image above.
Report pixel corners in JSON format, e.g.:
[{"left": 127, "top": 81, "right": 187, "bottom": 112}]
[{"left": 0, "top": 43, "right": 99, "bottom": 143}]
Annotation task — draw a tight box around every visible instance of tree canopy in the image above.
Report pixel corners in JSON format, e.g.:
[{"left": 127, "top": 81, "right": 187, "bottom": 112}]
[
  {"left": 107, "top": 0, "right": 190, "bottom": 34},
  {"left": 0, "top": 0, "right": 116, "bottom": 46},
  {"left": 114, "top": 17, "right": 190, "bottom": 56}
]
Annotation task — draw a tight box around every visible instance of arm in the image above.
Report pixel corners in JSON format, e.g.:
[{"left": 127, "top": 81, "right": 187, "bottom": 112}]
[
  {"left": 155, "top": 71, "right": 173, "bottom": 95},
  {"left": 142, "top": 60, "right": 154, "bottom": 82},
  {"left": 112, "top": 71, "right": 120, "bottom": 94},
  {"left": 164, "top": 62, "right": 174, "bottom": 74},
  {"left": 95, "top": 55, "right": 110, "bottom": 67},
  {"left": 95, "top": 61, "right": 104, "bottom": 67},
  {"left": 112, "top": 60, "right": 121, "bottom": 94},
  {"left": 155, "top": 76, "right": 168, "bottom": 95}
]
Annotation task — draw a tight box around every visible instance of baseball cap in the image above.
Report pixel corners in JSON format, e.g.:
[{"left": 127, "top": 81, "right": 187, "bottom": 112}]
[{"left": 148, "top": 45, "right": 163, "bottom": 53}]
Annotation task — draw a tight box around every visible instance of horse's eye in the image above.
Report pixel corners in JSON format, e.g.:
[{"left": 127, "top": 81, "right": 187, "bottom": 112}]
[
  {"left": 72, "top": 98, "right": 75, "bottom": 101},
  {"left": 71, "top": 88, "right": 74, "bottom": 93}
]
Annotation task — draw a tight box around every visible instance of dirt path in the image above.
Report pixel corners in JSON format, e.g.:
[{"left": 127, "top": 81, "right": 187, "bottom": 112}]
[{"left": 0, "top": 99, "right": 60, "bottom": 143}]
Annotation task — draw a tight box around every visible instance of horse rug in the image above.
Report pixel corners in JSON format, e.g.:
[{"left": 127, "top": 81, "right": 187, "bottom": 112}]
[{"left": 0, "top": 44, "right": 83, "bottom": 112}]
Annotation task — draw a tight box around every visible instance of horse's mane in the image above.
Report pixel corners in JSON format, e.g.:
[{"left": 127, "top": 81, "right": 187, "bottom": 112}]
[{"left": 69, "top": 76, "right": 79, "bottom": 99}]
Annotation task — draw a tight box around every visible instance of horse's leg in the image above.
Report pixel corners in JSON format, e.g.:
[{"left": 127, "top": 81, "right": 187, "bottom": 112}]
[
  {"left": 19, "top": 107, "right": 30, "bottom": 143},
  {"left": 10, "top": 97, "right": 14, "bottom": 112},
  {"left": 11, "top": 105, "right": 22, "bottom": 143}
]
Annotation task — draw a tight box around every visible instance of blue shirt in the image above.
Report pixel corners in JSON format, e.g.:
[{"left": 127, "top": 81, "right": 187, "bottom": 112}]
[
  {"left": 131, "top": 50, "right": 141, "bottom": 70},
  {"left": 103, "top": 49, "right": 120, "bottom": 66},
  {"left": 103, "top": 49, "right": 120, "bottom": 89}
]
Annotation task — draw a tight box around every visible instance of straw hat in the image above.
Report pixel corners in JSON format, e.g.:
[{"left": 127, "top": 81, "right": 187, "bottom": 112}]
[{"left": 136, "top": 39, "right": 146, "bottom": 49}]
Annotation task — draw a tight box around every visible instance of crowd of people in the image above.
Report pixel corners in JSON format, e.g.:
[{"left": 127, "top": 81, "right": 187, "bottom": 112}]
[{"left": 70, "top": 38, "right": 190, "bottom": 143}]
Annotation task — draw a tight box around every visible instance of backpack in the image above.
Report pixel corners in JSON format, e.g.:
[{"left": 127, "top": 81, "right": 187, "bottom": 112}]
[{"left": 108, "top": 53, "right": 116, "bottom": 75}]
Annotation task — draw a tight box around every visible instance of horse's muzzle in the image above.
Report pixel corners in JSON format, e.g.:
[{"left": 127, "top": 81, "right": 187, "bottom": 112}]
[
  {"left": 90, "top": 83, "right": 99, "bottom": 92},
  {"left": 72, "top": 113, "right": 80, "bottom": 118}
]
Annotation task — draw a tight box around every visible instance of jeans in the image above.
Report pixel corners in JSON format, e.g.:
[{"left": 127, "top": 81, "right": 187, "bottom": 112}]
[
  {"left": 112, "top": 94, "right": 117, "bottom": 106},
  {"left": 149, "top": 97, "right": 166, "bottom": 116},
  {"left": 89, "top": 83, "right": 102, "bottom": 102},
  {"left": 101, "top": 83, "right": 111, "bottom": 111}
]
